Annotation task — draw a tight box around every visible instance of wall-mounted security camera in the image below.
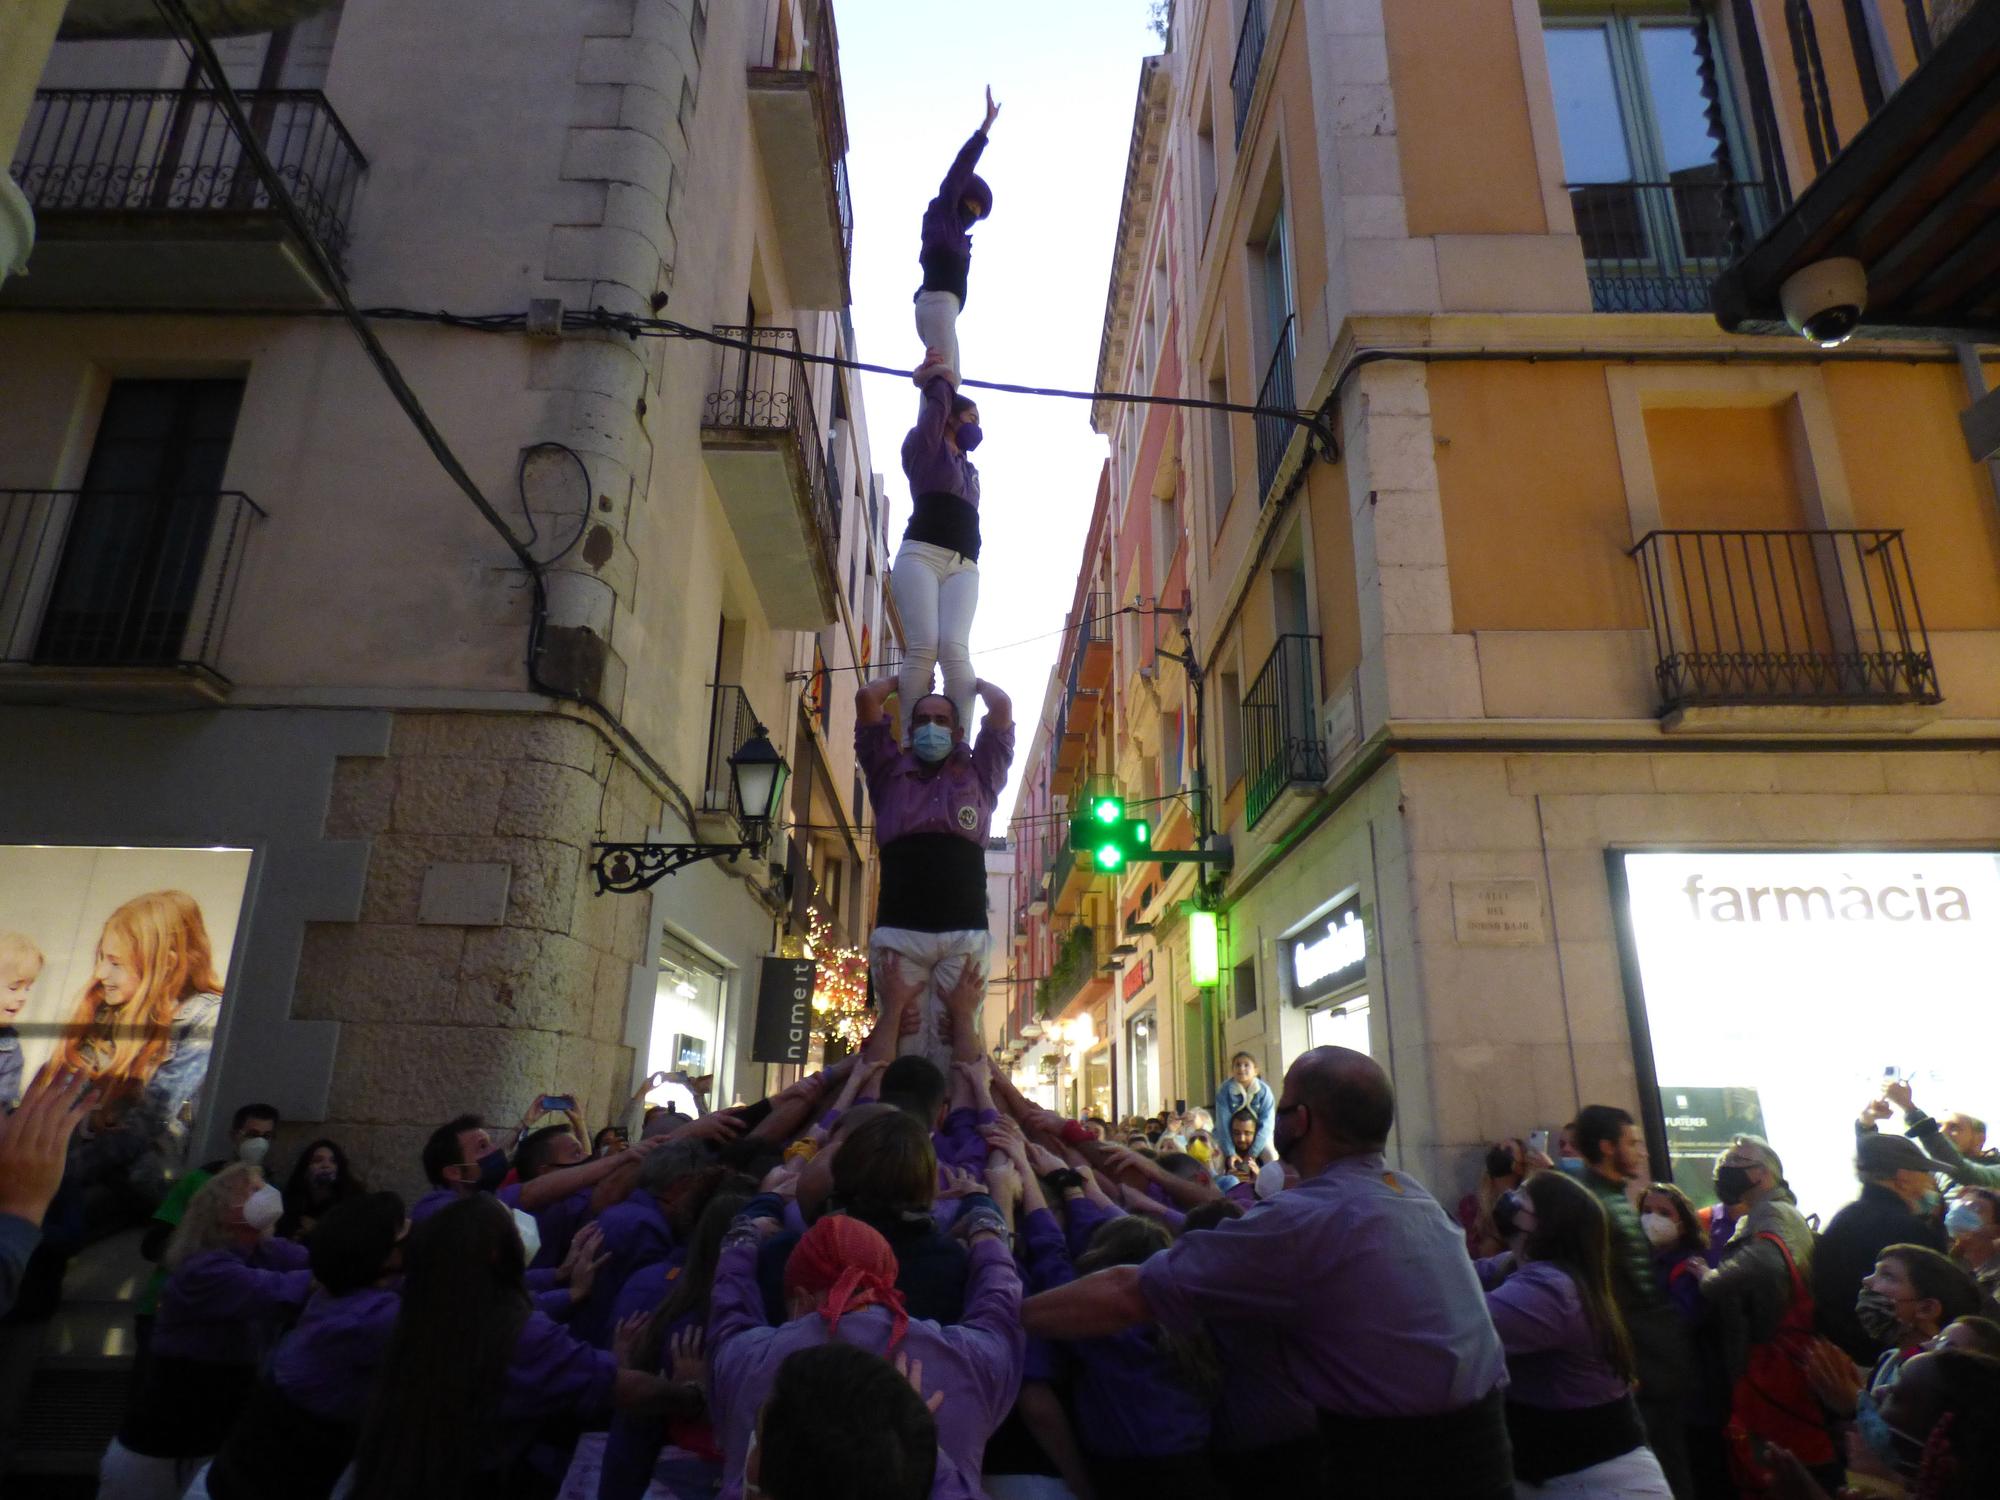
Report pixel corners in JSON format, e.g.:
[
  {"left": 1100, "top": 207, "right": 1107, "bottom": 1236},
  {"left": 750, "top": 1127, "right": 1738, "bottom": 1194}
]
[{"left": 1779, "top": 257, "right": 1868, "bottom": 347}]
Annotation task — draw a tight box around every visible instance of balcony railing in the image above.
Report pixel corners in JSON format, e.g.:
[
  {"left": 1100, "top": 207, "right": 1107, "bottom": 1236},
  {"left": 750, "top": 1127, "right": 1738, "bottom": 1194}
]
[
  {"left": 1230, "top": 0, "right": 1269, "bottom": 145},
  {"left": 1062, "top": 590, "right": 1112, "bottom": 705},
  {"left": 1244, "top": 633, "right": 1327, "bottom": 828},
  {"left": 702, "top": 684, "right": 765, "bottom": 818},
  {"left": 1630, "top": 529, "right": 1941, "bottom": 712},
  {"left": 749, "top": 0, "right": 853, "bottom": 296},
  {"left": 1253, "top": 313, "right": 1297, "bottom": 504},
  {"left": 0, "top": 489, "right": 264, "bottom": 681},
  {"left": 1569, "top": 179, "right": 1780, "bottom": 313},
  {"left": 703, "top": 324, "right": 842, "bottom": 569},
  {"left": 1041, "top": 923, "right": 1098, "bottom": 1018},
  {"left": 12, "top": 89, "right": 366, "bottom": 263}
]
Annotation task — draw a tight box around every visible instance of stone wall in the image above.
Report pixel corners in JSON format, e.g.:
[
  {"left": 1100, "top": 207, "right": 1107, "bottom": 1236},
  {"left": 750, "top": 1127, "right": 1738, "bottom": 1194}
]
[{"left": 293, "top": 708, "right": 666, "bottom": 1198}]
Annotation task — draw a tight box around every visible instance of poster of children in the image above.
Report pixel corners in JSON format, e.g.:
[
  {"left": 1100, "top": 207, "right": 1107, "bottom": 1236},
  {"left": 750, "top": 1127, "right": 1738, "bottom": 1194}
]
[{"left": 0, "top": 844, "right": 252, "bottom": 1212}]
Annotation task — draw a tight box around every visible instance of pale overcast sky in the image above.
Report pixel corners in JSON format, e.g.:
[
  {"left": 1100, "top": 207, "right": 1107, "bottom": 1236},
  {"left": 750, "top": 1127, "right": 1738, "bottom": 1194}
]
[{"left": 838, "top": 0, "right": 1160, "bottom": 821}]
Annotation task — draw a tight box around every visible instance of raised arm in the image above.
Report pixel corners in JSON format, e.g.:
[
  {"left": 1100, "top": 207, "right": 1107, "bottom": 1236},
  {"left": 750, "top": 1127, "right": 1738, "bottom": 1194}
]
[
  {"left": 973, "top": 677, "right": 1013, "bottom": 732},
  {"left": 517, "top": 1143, "right": 639, "bottom": 1213},
  {"left": 1020, "top": 1264, "right": 1150, "bottom": 1340},
  {"left": 855, "top": 673, "right": 899, "bottom": 730}
]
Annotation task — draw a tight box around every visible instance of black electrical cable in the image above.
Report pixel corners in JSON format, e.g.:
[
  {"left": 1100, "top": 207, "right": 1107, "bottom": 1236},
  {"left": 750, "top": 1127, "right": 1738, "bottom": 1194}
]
[{"left": 783, "top": 603, "right": 1153, "bottom": 681}]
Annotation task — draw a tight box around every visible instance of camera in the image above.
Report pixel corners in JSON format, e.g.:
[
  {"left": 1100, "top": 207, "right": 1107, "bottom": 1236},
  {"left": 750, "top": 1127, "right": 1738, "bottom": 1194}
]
[{"left": 1779, "top": 256, "right": 1868, "bottom": 347}]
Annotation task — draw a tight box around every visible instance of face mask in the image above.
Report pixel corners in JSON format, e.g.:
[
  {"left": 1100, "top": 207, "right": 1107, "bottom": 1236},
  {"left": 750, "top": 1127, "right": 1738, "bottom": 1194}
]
[
  {"left": 1558, "top": 1156, "right": 1586, "bottom": 1174},
  {"left": 1853, "top": 1389, "right": 1924, "bottom": 1479},
  {"left": 1493, "top": 1190, "right": 1533, "bottom": 1243},
  {"left": 1916, "top": 1188, "right": 1943, "bottom": 1216},
  {"left": 511, "top": 1207, "right": 542, "bottom": 1266},
  {"left": 1254, "top": 1162, "right": 1288, "bottom": 1201},
  {"left": 475, "top": 1148, "right": 509, "bottom": 1194},
  {"left": 955, "top": 421, "right": 983, "bottom": 453},
  {"left": 1713, "top": 1164, "right": 1755, "bottom": 1205},
  {"left": 1641, "top": 1212, "right": 1680, "bottom": 1250},
  {"left": 1484, "top": 1145, "right": 1518, "bottom": 1180},
  {"left": 1945, "top": 1201, "right": 1986, "bottom": 1236},
  {"left": 1855, "top": 1286, "right": 1905, "bottom": 1341},
  {"left": 1272, "top": 1105, "right": 1309, "bottom": 1164},
  {"left": 910, "top": 723, "right": 954, "bottom": 763},
  {"left": 236, "top": 1136, "right": 270, "bottom": 1166},
  {"left": 241, "top": 1184, "right": 285, "bottom": 1232}
]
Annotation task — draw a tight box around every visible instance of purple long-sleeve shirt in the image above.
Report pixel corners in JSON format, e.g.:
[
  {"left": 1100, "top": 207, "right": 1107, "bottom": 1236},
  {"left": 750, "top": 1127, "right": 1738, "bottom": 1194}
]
[
  {"left": 901, "top": 377, "right": 981, "bottom": 508},
  {"left": 918, "top": 131, "right": 989, "bottom": 295},
  {"left": 573, "top": 1193, "right": 673, "bottom": 1347},
  {"left": 270, "top": 1286, "right": 400, "bottom": 1423},
  {"left": 858, "top": 718, "right": 1012, "bottom": 849},
  {"left": 406, "top": 1186, "right": 461, "bottom": 1223},
  {"left": 708, "top": 1231, "right": 1024, "bottom": 1500},
  {"left": 154, "top": 1238, "right": 313, "bottom": 1364},
  {"left": 1139, "top": 1154, "right": 1507, "bottom": 1422},
  {"left": 1476, "top": 1257, "right": 1630, "bottom": 1410},
  {"left": 501, "top": 1310, "right": 619, "bottom": 1424},
  {"left": 498, "top": 1181, "right": 594, "bottom": 1270},
  {"left": 1027, "top": 1204, "right": 1213, "bottom": 1459}
]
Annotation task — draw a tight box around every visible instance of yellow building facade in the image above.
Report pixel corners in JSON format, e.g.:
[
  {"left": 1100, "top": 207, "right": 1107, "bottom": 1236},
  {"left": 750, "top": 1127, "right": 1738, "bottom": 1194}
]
[{"left": 1009, "top": 0, "right": 2000, "bottom": 1212}]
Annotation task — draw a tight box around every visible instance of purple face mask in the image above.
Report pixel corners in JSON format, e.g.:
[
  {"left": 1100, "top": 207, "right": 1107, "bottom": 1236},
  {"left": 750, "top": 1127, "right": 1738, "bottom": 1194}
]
[{"left": 955, "top": 421, "right": 983, "bottom": 453}]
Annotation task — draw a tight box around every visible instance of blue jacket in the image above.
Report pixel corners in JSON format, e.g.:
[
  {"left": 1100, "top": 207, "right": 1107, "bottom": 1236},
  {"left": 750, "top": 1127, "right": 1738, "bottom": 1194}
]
[{"left": 1214, "top": 1077, "right": 1276, "bottom": 1159}]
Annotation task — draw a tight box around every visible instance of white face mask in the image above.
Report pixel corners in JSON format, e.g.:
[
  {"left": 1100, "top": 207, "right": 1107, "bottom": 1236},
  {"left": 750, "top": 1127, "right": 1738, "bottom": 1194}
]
[
  {"left": 511, "top": 1207, "right": 542, "bottom": 1266},
  {"left": 1255, "top": 1161, "right": 1288, "bottom": 1201},
  {"left": 236, "top": 1135, "right": 271, "bottom": 1166},
  {"left": 241, "top": 1184, "right": 285, "bottom": 1231},
  {"left": 1641, "top": 1211, "right": 1680, "bottom": 1250}
]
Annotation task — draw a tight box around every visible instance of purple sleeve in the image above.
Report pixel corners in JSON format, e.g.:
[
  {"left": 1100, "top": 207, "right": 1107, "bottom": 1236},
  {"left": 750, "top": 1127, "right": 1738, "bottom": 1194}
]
[
  {"left": 969, "top": 719, "right": 1016, "bottom": 802},
  {"left": 934, "top": 1108, "right": 997, "bottom": 1175},
  {"left": 856, "top": 718, "right": 900, "bottom": 787},
  {"left": 907, "top": 376, "right": 953, "bottom": 456},
  {"left": 533, "top": 1288, "right": 573, "bottom": 1321},
  {"left": 253, "top": 1238, "right": 311, "bottom": 1272},
  {"left": 1018, "top": 1207, "right": 1076, "bottom": 1293},
  {"left": 781, "top": 1200, "right": 809, "bottom": 1235},
  {"left": 1472, "top": 1253, "right": 1516, "bottom": 1291},
  {"left": 506, "top": 1312, "right": 617, "bottom": 1419},
  {"left": 707, "top": 1238, "right": 770, "bottom": 1348},
  {"left": 1483, "top": 1266, "right": 1578, "bottom": 1357},
  {"left": 525, "top": 1267, "right": 562, "bottom": 1294},
  {"left": 181, "top": 1257, "right": 314, "bottom": 1323},
  {"left": 943, "top": 1234, "right": 1026, "bottom": 1432},
  {"left": 937, "top": 129, "right": 988, "bottom": 203},
  {"left": 1138, "top": 1197, "right": 1318, "bottom": 1333},
  {"left": 1062, "top": 1195, "right": 1125, "bottom": 1263}
]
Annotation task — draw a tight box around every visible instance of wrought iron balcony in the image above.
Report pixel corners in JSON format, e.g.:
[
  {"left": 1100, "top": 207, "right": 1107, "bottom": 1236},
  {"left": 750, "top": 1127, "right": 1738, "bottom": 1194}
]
[
  {"left": 1230, "top": 0, "right": 1269, "bottom": 145},
  {"left": 702, "top": 684, "right": 766, "bottom": 818},
  {"left": 1253, "top": 313, "right": 1297, "bottom": 504},
  {"left": 747, "top": 0, "right": 853, "bottom": 308},
  {"left": 1630, "top": 529, "right": 1941, "bottom": 714},
  {"left": 700, "top": 325, "right": 843, "bottom": 630},
  {"left": 1568, "top": 179, "right": 1779, "bottom": 313},
  {"left": 6, "top": 88, "right": 365, "bottom": 307},
  {"left": 1244, "top": 633, "right": 1328, "bottom": 828},
  {"left": 0, "top": 488, "right": 264, "bottom": 700}
]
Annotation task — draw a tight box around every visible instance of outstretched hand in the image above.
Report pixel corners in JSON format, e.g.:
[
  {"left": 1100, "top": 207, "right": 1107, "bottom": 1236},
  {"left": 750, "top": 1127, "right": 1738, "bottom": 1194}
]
[
  {"left": 0, "top": 1065, "right": 95, "bottom": 1226},
  {"left": 983, "top": 85, "right": 1001, "bottom": 131}
]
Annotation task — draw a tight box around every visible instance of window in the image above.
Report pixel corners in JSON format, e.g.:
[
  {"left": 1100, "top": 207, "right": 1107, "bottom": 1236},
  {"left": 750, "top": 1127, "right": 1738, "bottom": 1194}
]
[
  {"left": 1308, "top": 998, "right": 1371, "bottom": 1055},
  {"left": 1254, "top": 204, "right": 1295, "bottom": 370},
  {"left": 1543, "top": 5, "right": 1757, "bottom": 310},
  {"left": 35, "top": 379, "right": 245, "bottom": 666},
  {"left": 1206, "top": 352, "right": 1233, "bottom": 532},
  {"left": 1217, "top": 667, "right": 1244, "bottom": 788},
  {"left": 1195, "top": 95, "right": 1219, "bottom": 242},
  {"left": 1153, "top": 486, "right": 1180, "bottom": 594},
  {"left": 1232, "top": 957, "right": 1258, "bottom": 1020}
]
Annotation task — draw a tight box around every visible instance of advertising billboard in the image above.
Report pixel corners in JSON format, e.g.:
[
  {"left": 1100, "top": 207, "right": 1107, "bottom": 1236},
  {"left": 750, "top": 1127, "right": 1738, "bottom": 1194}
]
[
  {"left": 1616, "top": 850, "right": 2000, "bottom": 1221},
  {"left": 0, "top": 844, "right": 253, "bottom": 1221}
]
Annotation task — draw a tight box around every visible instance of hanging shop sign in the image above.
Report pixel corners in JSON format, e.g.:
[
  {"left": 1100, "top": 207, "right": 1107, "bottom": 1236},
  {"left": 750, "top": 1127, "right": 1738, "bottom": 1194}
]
[
  {"left": 1120, "top": 952, "right": 1153, "bottom": 1001},
  {"left": 751, "top": 955, "right": 817, "bottom": 1065},
  {"left": 1290, "top": 896, "right": 1367, "bottom": 1004}
]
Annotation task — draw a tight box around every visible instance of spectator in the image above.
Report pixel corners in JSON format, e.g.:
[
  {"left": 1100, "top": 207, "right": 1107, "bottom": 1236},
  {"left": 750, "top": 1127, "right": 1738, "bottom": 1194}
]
[
  {"left": 1639, "top": 1183, "right": 1711, "bottom": 1326},
  {"left": 1213, "top": 1053, "right": 1274, "bottom": 1164},
  {"left": 1939, "top": 1314, "right": 2000, "bottom": 1358},
  {"left": 1572, "top": 1104, "right": 1695, "bottom": 1498},
  {"left": 592, "top": 1125, "right": 629, "bottom": 1158},
  {"left": 0, "top": 1064, "right": 93, "bottom": 1316},
  {"left": 349, "top": 1194, "right": 687, "bottom": 1499},
  {"left": 1698, "top": 1135, "right": 1834, "bottom": 1494},
  {"left": 1770, "top": 1348, "right": 2000, "bottom": 1500},
  {"left": 1022, "top": 1046, "right": 1511, "bottom": 1498},
  {"left": 1868, "top": 1079, "right": 2000, "bottom": 1192},
  {"left": 1458, "top": 1138, "right": 1526, "bottom": 1260},
  {"left": 408, "top": 1113, "right": 509, "bottom": 1223},
  {"left": 1476, "top": 1171, "right": 1671, "bottom": 1497},
  {"left": 193, "top": 1190, "right": 407, "bottom": 1500},
  {"left": 101, "top": 1164, "right": 311, "bottom": 1499},
  {"left": 275, "top": 1137, "right": 365, "bottom": 1241},
  {"left": 134, "top": 1102, "right": 280, "bottom": 1354},
  {"left": 1815, "top": 1131, "right": 1950, "bottom": 1363},
  {"left": 1945, "top": 1186, "right": 2000, "bottom": 1306}
]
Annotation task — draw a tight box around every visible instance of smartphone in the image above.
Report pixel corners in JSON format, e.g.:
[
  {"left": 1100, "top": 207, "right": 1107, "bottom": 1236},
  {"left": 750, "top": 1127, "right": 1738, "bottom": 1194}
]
[
  {"left": 539, "top": 1094, "right": 577, "bottom": 1114},
  {"left": 1527, "top": 1128, "right": 1550, "bottom": 1159},
  {"left": 1883, "top": 1066, "right": 1903, "bottom": 1084},
  {"left": 1174, "top": 1099, "right": 1187, "bottom": 1117}
]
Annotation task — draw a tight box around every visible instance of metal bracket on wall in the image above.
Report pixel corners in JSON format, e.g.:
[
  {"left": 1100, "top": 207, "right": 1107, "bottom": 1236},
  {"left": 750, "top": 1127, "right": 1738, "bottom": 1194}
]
[{"left": 590, "top": 841, "right": 751, "bottom": 894}]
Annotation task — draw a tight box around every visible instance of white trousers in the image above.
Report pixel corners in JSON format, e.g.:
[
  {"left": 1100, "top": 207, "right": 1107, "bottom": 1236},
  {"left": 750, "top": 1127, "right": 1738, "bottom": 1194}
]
[
  {"left": 914, "top": 288, "right": 963, "bottom": 384},
  {"left": 890, "top": 539, "right": 979, "bottom": 736},
  {"left": 98, "top": 1438, "right": 202, "bottom": 1500},
  {"left": 1515, "top": 1445, "right": 1674, "bottom": 1499},
  {"left": 870, "top": 926, "right": 990, "bottom": 1070}
]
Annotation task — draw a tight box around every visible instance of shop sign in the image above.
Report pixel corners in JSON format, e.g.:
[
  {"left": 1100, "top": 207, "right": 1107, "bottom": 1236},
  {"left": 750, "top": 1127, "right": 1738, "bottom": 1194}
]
[
  {"left": 751, "top": 955, "right": 816, "bottom": 1064},
  {"left": 1120, "top": 952, "right": 1153, "bottom": 1001},
  {"left": 1290, "top": 896, "right": 1366, "bottom": 1004},
  {"left": 1451, "top": 879, "right": 1547, "bottom": 946},
  {"left": 1618, "top": 850, "right": 2000, "bottom": 1222}
]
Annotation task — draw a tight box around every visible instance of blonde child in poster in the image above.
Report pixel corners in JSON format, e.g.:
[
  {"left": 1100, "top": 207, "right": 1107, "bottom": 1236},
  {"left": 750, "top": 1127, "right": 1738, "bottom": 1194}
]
[{"left": 0, "top": 931, "right": 40, "bottom": 1110}]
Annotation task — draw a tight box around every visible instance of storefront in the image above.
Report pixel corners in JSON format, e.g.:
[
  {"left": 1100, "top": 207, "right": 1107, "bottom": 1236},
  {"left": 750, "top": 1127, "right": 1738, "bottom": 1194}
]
[
  {"left": 1612, "top": 848, "right": 2000, "bottom": 1219},
  {"left": 1286, "top": 894, "right": 1373, "bottom": 1058},
  {"left": 1121, "top": 950, "right": 1160, "bottom": 1118},
  {"left": 645, "top": 932, "right": 732, "bottom": 1116}
]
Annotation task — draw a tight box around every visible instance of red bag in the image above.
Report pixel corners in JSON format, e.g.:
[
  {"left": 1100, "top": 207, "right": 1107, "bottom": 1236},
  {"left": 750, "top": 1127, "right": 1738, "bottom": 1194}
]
[{"left": 1726, "top": 1231, "right": 1837, "bottom": 1490}]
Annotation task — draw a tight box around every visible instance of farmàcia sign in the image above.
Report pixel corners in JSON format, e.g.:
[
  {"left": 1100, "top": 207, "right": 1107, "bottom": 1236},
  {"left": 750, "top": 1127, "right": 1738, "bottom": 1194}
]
[{"left": 1679, "top": 872, "right": 1971, "bottom": 924}]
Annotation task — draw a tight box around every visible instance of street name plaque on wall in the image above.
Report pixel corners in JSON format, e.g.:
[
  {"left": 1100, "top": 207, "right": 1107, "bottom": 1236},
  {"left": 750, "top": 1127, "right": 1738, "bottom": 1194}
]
[{"left": 1451, "top": 879, "right": 1547, "bottom": 946}]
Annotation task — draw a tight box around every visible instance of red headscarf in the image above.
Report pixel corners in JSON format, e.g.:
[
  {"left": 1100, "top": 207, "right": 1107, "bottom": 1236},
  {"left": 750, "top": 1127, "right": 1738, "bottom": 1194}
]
[{"left": 783, "top": 1214, "right": 909, "bottom": 1349}]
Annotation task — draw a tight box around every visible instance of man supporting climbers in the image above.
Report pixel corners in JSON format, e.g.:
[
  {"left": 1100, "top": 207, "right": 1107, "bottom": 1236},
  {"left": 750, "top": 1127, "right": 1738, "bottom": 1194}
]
[{"left": 854, "top": 672, "right": 1013, "bottom": 1070}]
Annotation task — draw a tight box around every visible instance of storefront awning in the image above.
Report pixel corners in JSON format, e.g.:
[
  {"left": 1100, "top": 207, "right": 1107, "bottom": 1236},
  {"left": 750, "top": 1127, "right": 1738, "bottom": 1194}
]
[{"left": 1709, "top": 2, "right": 2000, "bottom": 345}]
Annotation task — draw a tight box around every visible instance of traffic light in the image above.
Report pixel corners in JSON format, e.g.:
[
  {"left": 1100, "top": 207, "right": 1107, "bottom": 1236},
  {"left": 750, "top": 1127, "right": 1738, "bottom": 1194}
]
[{"left": 1070, "top": 792, "right": 1151, "bottom": 873}]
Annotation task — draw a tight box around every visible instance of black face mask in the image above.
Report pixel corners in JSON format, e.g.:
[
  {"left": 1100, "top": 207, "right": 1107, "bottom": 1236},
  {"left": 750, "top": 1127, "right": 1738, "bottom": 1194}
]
[
  {"left": 1485, "top": 1145, "right": 1518, "bottom": 1180},
  {"left": 474, "top": 1148, "right": 509, "bottom": 1194},
  {"left": 1274, "top": 1105, "right": 1310, "bottom": 1164},
  {"left": 1714, "top": 1164, "right": 1755, "bottom": 1205}
]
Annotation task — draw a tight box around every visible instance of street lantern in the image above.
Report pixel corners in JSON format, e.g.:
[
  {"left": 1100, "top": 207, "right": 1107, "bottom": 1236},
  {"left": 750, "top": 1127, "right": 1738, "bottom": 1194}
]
[{"left": 590, "top": 724, "right": 793, "bottom": 894}]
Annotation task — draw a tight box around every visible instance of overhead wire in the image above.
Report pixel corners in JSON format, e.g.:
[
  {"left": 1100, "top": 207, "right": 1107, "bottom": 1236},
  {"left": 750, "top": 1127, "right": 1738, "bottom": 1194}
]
[{"left": 783, "top": 603, "right": 1165, "bottom": 681}]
